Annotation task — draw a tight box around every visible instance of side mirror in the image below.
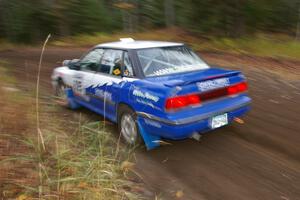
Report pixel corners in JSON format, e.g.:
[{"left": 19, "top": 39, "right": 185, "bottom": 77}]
[
  {"left": 63, "top": 59, "right": 80, "bottom": 70},
  {"left": 62, "top": 59, "right": 71, "bottom": 66}
]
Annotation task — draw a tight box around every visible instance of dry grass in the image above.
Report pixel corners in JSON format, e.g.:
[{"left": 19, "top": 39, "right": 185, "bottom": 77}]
[
  {"left": 15, "top": 112, "right": 142, "bottom": 199},
  {"left": 0, "top": 65, "right": 36, "bottom": 199},
  {"left": 0, "top": 62, "right": 146, "bottom": 199},
  {"left": 0, "top": 66, "right": 32, "bottom": 134}
]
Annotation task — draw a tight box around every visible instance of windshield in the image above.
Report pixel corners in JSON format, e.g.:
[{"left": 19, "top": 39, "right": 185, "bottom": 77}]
[{"left": 137, "top": 46, "right": 209, "bottom": 77}]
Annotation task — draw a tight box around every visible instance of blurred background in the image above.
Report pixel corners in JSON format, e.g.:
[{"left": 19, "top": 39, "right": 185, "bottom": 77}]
[
  {"left": 0, "top": 0, "right": 300, "bottom": 43},
  {"left": 0, "top": 1, "right": 300, "bottom": 200}
]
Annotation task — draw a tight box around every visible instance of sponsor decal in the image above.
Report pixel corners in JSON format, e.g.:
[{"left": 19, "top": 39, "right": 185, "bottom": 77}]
[
  {"left": 95, "top": 88, "right": 113, "bottom": 102},
  {"left": 197, "top": 78, "right": 230, "bottom": 92},
  {"left": 122, "top": 77, "right": 138, "bottom": 82},
  {"left": 133, "top": 89, "right": 159, "bottom": 102},
  {"left": 73, "top": 78, "right": 84, "bottom": 95},
  {"left": 153, "top": 64, "right": 208, "bottom": 76},
  {"left": 113, "top": 68, "right": 121, "bottom": 76},
  {"left": 144, "top": 118, "right": 162, "bottom": 128},
  {"left": 136, "top": 99, "right": 161, "bottom": 110}
]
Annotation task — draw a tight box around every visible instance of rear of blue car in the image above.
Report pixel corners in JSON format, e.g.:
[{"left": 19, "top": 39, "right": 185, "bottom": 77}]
[
  {"left": 52, "top": 40, "right": 250, "bottom": 150},
  {"left": 136, "top": 68, "right": 251, "bottom": 141}
]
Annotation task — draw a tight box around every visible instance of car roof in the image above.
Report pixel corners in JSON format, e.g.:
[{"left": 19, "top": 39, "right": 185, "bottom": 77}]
[{"left": 95, "top": 39, "right": 183, "bottom": 50}]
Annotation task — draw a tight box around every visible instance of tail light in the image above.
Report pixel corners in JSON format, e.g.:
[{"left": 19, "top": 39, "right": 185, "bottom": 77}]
[
  {"left": 166, "top": 94, "right": 201, "bottom": 110},
  {"left": 165, "top": 82, "right": 248, "bottom": 111},
  {"left": 227, "top": 82, "right": 248, "bottom": 95}
]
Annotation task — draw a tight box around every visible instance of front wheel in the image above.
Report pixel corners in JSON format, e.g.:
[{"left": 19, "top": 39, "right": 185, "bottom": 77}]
[
  {"left": 54, "top": 79, "right": 68, "bottom": 106},
  {"left": 118, "top": 106, "right": 142, "bottom": 146}
]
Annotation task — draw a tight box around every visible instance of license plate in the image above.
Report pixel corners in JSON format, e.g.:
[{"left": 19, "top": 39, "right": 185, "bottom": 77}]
[{"left": 211, "top": 113, "right": 228, "bottom": 129}]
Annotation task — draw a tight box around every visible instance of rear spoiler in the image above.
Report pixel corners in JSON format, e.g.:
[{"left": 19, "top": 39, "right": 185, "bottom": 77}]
[{"left": 163, "top": 70, "right": 241, "bottom": 87}]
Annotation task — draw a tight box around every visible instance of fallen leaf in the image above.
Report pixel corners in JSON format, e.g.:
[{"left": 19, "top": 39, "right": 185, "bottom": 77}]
[
  {"left": 153, "top": 140, "right": 172, "bottom": 145},
  {"left": 78, "top": 181, "right": 88, "bottom": 189},
  {"left": 269, "top": 99, "right": 280, "bottom": 104},
  {"left": 234, "top": 117, "right": 244, "bottom": 124},
  {"left": 175, "top": 190, "right": 184, "bottom": 198},
  {"left": 121, "top": 161, "right": 135, "bottom": 172},
  {"left": 17, "top": 194, "right": 28, "bottom": 200},
  {"left": 280, "top": 196, "right": 290, "bottom": 200}
]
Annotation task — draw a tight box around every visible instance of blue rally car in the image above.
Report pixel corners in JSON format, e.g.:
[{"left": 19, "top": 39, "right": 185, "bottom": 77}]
[{"left": 52, "top": 38, "right": 251, "bottom": 149}]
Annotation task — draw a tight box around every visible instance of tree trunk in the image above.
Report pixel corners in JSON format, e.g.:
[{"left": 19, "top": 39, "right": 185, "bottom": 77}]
[
  {"left": 232, "top": 0, "right": 246, "bottom": 38},
  {"left": 164, "top": 0, "right": 175, "bottom": 27},
  {"left": 296, "top": 4, "right": 300, "bottom": 40}
]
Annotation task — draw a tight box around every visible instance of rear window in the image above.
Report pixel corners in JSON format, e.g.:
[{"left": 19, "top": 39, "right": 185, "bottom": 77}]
[{"left": 137, "top": 46, "right": 209, "bottom": 77}]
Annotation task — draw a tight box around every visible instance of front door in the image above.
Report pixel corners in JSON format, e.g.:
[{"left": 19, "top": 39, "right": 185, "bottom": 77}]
[
  {"left": 93, "top": 49, "right": 124, "bottom": 119},
  {"left": 71, "top": 48, "right": 134, "bottom": 122},
  {"left": 72, "top": 48, "right": 104, "bottom": 101}
]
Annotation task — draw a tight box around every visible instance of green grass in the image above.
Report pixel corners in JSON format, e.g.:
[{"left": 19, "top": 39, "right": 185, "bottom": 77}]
[
  {"left": 2, "top": 28, "right": 300, "bottom": 60},
  {"left": 198, "top": 34, "right": 300, "bottom": 59},
  {"left": 0, "top": 62, "right": 16, "bottom": 84},
  {"left": 0, "top": 39, "right": 32, "bottom": 51}
]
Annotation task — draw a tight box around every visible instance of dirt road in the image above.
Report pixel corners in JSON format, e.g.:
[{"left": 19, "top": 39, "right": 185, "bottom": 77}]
[{"left": 0, "top": 48, "right": 299, "bottom": 200}]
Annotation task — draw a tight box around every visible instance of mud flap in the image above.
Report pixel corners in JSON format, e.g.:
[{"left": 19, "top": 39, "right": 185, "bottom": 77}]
[
  {"left": 137, "top": 117, "right": 160, "bottom": 150},
  {"left": 65, "top": 88, "right": 81, "bottom": 109}
]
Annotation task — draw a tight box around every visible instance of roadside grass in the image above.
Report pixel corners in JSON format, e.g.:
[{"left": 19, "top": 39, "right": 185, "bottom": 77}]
[
  {"left": 0, "top": 65, "right": 30, "bottom": 133},
  {"left": 200, "top": 34, "right": 300, "bottom": 60},
  {"left": 0, "top": 39, "right": 31, "bottom": 51},
  {"left": 20, "top": 112, "right": 141, "bottom": 199},
  {"left": 1, "top": 28, "right": 300, "bottom": 60},
  {"left": 0, "top": 63, "right": 146, "bottom": 199},
  {"left": 0, "top": 39, "right": 16, "bottom": 50},
  {"left": 0, "top": 65, "right": 35, "bottom": 199},
  {"left": 51, "top": 28, "right": 300, "bottom": 60},
  {"left": 0, "top": 62, "right": 16, "bottom": 84},
  {"left": 2, "top": 28, "right": 300, "bottom": 60}
]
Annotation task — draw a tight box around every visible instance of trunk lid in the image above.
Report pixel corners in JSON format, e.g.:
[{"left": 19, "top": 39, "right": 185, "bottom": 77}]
[
  {"left": 145, "top": 68, "right": 241, "bottom": 88},
  {"left": 145, "top": 68, "right": 247, "bottom": 111}
]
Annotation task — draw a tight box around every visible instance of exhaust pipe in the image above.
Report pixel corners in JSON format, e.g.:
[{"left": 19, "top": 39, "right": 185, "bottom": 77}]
[{"left": 191, "top": 132, "right": 202, "bottom": 141}]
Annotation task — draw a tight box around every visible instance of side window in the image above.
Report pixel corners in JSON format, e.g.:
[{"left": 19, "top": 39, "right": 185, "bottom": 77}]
[
  {"left": 99, "top": 49, "right": 123, "bottom": 76},
  {"left": 80, "top": 49, "right": 104, "bottom": 72},
  {"left": 123, "top": 52, "right": 134, "bottom": 77}
]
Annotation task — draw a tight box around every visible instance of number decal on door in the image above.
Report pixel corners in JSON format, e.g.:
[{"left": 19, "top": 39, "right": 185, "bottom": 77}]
[
  {"left": 73, "top": 75, "right": 84, "bottom": 96},
  {"left": 73, "top": 79, "right": 82, "bottom": 94},
  {"left": 73, "top": 74, "right": 90, "bottom": 101}
]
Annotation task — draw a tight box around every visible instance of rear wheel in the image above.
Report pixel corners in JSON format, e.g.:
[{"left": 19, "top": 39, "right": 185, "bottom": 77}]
[{"left": 118, "top": 106, "right": 142, "bottom": 146}]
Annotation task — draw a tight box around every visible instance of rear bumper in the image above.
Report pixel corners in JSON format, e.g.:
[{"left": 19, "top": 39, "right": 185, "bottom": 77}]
[{"left": 137, "top": 96, "right": 251, "bottom": 140}]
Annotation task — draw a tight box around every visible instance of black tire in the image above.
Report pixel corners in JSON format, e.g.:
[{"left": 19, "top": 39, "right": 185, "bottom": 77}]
[
  {"left": 117, "top": 105, "right": 143, "bottom": 146},
  {"left": 54, "top": 79, "right": 68, "bottom": 107}
]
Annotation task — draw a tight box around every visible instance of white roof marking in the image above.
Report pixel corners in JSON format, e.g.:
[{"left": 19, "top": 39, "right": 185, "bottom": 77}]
[
  {"left": 119, "top": 38, "right": 135, "bottom": 42},
  {"left": 95, "top": 40, "right": 183, "bottom": 49}
]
